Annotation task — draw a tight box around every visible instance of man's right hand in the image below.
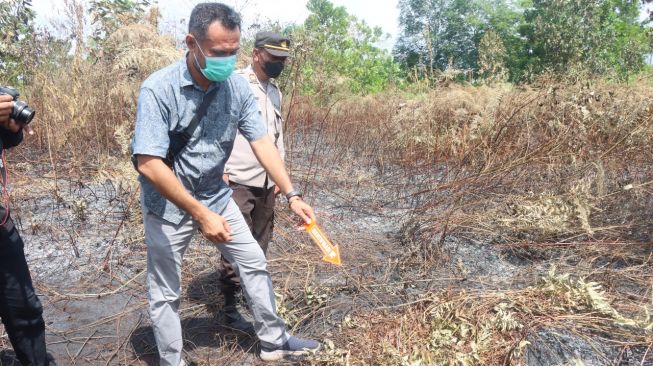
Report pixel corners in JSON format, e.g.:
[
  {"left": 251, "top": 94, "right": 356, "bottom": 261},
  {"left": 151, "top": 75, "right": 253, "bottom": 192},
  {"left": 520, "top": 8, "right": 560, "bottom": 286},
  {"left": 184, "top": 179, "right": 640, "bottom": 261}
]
[
  {"left": 197, "top": 209, "right": 233, "bottom": 243},
  {"left": 137, "top": 155, "right": 232, "bottom": 243}
]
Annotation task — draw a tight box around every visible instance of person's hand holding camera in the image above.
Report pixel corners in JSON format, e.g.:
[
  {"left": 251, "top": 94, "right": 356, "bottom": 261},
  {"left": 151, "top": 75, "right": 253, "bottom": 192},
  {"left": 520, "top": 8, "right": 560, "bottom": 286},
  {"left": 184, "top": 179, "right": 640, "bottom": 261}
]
[
  {"left": 0, "top": 86, "right": 35, "bottom": 136},
  {"left": 0, "top": 94, "right": 21, "bottom": 133}
]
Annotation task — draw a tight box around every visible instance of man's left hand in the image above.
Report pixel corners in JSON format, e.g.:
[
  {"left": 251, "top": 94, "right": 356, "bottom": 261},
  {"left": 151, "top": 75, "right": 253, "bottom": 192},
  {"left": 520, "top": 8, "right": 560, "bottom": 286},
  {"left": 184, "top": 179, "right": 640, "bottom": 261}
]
[
  {"left": 0, "top": 118, "right": 21, "bottom": 133},
  {"left": 289, "top": 198, "right": 316, "bottom": 225},
  {"left": 0, "top": 118, "right": 33, "bottom": 136}
]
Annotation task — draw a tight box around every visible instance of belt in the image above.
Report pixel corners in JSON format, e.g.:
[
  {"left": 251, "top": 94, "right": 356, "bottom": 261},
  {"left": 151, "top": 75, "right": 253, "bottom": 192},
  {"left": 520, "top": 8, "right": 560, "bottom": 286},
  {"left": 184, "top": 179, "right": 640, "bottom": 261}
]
[{"left": 229, "top": 181, "right": 274, "bottom": 195}]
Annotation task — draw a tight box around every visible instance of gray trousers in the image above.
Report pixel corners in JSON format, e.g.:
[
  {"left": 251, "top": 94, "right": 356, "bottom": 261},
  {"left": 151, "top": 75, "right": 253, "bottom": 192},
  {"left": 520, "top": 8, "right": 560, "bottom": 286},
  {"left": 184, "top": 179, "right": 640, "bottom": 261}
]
[
  {"left": 143, "top": 199, "right": 289, "bottom": 366},
  {"left": 220, "top": 182, "right": 276, "bottom": 291}
]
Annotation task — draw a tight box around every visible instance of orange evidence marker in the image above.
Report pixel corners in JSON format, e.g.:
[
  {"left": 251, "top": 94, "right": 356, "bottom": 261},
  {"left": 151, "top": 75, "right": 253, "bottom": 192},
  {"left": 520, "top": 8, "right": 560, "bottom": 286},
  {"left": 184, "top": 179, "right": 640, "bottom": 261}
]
[{"left": 304, "top": 222, "right": 342, "bottom": 266}]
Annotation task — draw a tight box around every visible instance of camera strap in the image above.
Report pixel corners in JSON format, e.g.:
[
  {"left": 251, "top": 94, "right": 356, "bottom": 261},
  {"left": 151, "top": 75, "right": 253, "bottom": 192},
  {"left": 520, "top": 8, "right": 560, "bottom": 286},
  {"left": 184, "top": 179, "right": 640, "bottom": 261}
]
[
  {"left": 0, "top": 150, "right": 10, "bottom": 226},
  {"left": 164, "top": 85, "right": 220, "bottom": 167}
]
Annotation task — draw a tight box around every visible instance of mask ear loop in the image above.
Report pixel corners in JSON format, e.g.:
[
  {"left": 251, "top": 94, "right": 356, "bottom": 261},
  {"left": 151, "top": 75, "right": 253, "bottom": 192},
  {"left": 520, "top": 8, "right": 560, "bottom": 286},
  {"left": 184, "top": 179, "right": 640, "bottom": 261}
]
[
  {"left": 192, "top": 51, "right": 204, "bottom": 73},
  {"left": 191, "top": 38, "right": 206, "bottom": 74},
  {"left": 254, "top": 49, "right": 264, "bottom": 71},
  {"left": 257, "top": 48, "right": 275, "bottom": 69}
]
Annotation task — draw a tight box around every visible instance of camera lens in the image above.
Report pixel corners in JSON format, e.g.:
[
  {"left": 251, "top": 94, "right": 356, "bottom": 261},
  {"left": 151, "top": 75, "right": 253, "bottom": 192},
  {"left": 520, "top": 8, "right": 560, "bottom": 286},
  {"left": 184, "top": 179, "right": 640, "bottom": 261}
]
[{"left": 11, "top": 101, "right": 35, "bottom": 125}]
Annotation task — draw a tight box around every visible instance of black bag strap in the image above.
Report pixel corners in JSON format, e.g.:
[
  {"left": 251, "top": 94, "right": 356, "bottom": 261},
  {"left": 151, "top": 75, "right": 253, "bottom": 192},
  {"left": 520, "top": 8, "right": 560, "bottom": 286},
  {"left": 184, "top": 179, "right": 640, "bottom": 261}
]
[
  {"left": 167, "top": 86, "right": 220, "bottom": 161},
  {"left": 131, "top": 85, "right": 222, "bottom": 171}
]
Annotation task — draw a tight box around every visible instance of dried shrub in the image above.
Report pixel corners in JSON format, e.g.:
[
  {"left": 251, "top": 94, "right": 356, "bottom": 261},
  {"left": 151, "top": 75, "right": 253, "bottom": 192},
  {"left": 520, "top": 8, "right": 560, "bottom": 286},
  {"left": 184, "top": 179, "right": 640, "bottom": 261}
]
[
  {"left": 21, "top": 23, "right": 180, "bottom": 176},
  {"left": 306, "top": 270, "right": 651, "bottom": 365}
]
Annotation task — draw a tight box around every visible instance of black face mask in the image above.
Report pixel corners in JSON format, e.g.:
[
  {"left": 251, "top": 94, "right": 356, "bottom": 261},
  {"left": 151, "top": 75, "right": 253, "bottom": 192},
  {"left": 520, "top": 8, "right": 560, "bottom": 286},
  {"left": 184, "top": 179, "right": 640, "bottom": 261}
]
[{"left": 262, "top": 60, "right": 284, "bottom": 78}]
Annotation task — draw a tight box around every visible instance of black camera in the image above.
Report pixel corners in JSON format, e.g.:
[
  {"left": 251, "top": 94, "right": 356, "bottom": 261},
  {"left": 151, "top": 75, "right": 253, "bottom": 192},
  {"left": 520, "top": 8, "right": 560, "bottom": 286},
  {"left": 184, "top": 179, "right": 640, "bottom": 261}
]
[{"left": 0, "top": 86, "right": 35, "bottom": 125}]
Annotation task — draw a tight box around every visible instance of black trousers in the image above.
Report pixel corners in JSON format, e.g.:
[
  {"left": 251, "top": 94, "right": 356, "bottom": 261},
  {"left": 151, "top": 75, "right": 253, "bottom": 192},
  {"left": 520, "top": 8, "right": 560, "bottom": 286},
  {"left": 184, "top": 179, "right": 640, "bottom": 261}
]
[
  {"left": 0, "top": 213, "right": 49, "bottom": 366},
  {"left": 220, "top": 182, "right": 276, "bottom": 292}
]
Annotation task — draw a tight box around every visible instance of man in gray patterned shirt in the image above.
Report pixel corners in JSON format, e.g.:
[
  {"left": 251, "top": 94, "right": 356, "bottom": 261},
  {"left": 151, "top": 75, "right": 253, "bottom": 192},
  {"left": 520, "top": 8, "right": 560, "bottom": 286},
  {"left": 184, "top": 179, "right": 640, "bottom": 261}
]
[{"left": 131, "top": 3, "right": 320, "bottom": 365}]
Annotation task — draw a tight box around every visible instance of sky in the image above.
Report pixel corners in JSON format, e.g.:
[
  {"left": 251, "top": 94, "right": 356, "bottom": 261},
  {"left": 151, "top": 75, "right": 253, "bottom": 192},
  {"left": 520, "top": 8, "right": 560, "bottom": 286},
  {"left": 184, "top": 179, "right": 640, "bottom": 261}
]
[{"left": 33, "top": 0, "right": 401, "bottom": 50}]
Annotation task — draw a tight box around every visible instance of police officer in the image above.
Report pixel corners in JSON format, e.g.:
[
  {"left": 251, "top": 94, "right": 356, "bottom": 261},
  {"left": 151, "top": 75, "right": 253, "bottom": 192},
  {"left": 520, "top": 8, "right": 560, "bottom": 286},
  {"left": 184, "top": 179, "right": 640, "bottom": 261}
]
[{"left": 222, "top": 31, "right": 290, "bottom": 329}]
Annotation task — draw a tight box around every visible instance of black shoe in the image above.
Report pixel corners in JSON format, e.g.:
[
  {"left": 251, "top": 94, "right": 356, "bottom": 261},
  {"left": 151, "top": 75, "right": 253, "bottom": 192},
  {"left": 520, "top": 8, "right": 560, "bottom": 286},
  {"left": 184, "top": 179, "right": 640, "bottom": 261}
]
[
  {"left": 182, "top": 358, "right": 198, "bottom": 366},
  {"left": 47, "top": 352, "right": 57, "bottom": 366},
  {"left": 223, "top": 287, "right": 254, "bottom": 332},
  {"left": 224, "top": 305, "right": 255, "bottom": 332}
]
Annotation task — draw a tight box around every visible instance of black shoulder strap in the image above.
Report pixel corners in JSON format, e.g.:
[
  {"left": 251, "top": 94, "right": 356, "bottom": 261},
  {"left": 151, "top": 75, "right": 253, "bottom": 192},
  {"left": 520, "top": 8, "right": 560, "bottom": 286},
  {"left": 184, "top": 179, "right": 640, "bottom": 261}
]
[
  {"left": 180, "top": 86, "right": 219, "bottom": 142},
  {"left": 166, "top": 86, "right": 220, "bottom": 165}
]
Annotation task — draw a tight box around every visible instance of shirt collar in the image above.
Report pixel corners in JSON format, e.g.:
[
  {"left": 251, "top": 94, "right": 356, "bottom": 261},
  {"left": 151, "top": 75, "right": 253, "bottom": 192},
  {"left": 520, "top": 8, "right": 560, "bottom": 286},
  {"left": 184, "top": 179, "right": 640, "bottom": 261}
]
[
  {"left": 244, "top": 65, "right": 257, "bottom": 81},
  {"left": 179, "top": 55, "right": 195, "bottom": 88},
  {"left": 245, "top": 64, "right": 274, "bottom": 90}
]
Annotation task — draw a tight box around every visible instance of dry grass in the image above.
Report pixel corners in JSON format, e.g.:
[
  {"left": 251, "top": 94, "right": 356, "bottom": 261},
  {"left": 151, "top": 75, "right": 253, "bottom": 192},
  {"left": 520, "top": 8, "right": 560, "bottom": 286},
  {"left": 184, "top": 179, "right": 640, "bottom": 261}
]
[
  {"left": 307, "top": 268, "right": 652, "bottom": 365},
  {"left": 12, "top": 22, "right": 180, "bottom": 181},
  {"left": 299, "top": 77, "right": 653, "bottom": 246}
]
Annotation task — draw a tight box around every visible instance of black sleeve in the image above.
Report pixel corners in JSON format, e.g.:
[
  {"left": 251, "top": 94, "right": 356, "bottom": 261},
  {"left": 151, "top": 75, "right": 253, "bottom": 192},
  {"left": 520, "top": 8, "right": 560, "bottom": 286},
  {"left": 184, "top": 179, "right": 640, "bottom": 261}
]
[{"left": 0, "top": 127, "right": 23, "bottom": 150}]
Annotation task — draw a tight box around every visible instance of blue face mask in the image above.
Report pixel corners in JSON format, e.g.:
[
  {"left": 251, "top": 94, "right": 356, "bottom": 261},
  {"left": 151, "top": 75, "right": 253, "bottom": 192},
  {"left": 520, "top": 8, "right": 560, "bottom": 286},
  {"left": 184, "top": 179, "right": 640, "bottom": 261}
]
[{"left": 194, "top": 41, "right": 236, "bottom": 82}]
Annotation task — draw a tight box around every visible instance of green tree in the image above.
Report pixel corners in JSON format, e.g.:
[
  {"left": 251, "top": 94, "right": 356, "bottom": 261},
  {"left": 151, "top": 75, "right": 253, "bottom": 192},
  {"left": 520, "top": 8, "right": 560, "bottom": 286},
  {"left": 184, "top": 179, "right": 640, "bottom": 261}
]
[
  {"left": 520, "top": 0, "right": 650, "bottom": 80},
  {"left": 395, "top": 0, "right": 650, "bottom": 83},
  {"left": 289, "top": 0, "right": 400, "bottom": 98},
  {"left": 394, "top": 0, "right": 527, "bottom": 81},
  {"left": 477, "top": 0, "right": 527, "bottom": 81},
  {"left": 478, "top": 30, "right": 508, "bottom": 82},
  {"left": 394, "top": 0, "right": 487, "bottom": 75},
  {"left": 89, "top": 0, "right": 151, "bottom": 51},
  {"left": 0, "top": 0, "right": 36, "bottom": 84}
]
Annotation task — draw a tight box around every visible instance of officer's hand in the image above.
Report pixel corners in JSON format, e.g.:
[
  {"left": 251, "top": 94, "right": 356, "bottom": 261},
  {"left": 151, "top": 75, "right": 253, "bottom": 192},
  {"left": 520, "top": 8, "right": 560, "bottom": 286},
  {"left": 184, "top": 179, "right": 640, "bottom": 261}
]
[
  {"left": 222, "top": 173, "right": 229, "bottom": 184},
  {"left": 198, "top": 210, "right": 233, "bottom": 243},
  {"left": 0, "top": 94, "right": 14, "bottom": 125},
  {"left": 289, "top": 198, "right": 315, "bottom": 225}
]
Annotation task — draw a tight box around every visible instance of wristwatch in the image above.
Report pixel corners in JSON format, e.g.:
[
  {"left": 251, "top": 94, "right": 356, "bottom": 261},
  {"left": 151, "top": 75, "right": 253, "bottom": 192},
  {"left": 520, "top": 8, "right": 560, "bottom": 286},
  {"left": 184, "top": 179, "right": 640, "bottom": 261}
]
[{"left": 285, "top": 190, "right": 303, "bottom": 202}]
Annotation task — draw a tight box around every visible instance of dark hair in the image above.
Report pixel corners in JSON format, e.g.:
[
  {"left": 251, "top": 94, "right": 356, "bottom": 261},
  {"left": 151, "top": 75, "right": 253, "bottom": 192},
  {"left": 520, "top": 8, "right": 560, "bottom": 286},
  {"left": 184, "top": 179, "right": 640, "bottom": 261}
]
[{"left": 189, "top": 3, "right": 241, "bottom": 40}]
